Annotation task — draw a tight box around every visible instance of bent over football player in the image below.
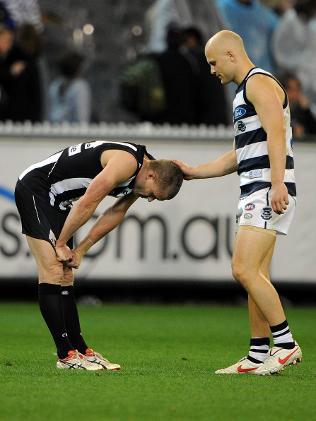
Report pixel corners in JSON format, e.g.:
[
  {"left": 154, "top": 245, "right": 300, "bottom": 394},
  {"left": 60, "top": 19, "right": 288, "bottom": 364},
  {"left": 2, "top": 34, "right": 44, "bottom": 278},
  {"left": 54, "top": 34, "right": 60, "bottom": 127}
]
[
  {"left": 15, "top": 140, "right": 183, "bottom": 370},
  {"left": 175, "top": 30, "right": 302, "bottom": 375}
]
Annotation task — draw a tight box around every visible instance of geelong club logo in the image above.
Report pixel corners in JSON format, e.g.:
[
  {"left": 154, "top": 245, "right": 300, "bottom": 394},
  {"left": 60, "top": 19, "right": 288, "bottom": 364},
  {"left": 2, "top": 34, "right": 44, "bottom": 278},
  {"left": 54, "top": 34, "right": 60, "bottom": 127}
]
[
  {"left": 261, "top": 207, "right": 272, "bottom": 220},
  {"left": 237, "top": 121, "right": 246, "bottom": 132}
]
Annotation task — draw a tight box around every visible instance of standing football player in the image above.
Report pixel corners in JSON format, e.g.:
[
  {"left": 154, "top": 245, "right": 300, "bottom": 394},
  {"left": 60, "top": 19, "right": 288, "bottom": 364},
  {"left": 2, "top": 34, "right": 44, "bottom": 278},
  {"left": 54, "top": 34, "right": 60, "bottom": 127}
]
[{"left": 175, "top": 30, "right": 302, "bottom": 375}]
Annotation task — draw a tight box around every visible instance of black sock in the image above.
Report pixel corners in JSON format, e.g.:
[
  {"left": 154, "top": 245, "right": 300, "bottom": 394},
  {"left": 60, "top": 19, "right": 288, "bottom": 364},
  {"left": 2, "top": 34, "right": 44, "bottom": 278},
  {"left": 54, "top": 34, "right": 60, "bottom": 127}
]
[
  {"left": 60, "top": 286, "right": 88, "bottom": 354},
  {"left": 38, "top": 283, "right": 73, "bottom": 359}
]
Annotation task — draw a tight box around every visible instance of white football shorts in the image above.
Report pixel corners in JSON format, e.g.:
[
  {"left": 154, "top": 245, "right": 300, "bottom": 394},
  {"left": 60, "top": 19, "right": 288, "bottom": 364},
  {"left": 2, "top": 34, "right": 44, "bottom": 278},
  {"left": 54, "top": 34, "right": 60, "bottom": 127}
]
[{"left": 236, "top": 187, "right": 296, "bottom": 235}]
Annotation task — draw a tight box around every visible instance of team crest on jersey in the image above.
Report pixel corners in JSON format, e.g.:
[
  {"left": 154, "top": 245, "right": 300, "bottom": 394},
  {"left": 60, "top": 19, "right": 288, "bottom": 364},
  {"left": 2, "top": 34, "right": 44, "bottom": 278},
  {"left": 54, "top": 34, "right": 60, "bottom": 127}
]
[
  {"left": 234, "top": 106, "right": 247, "bottom": 120},
  {"left": 237, "top": 121, "right": 246, "bottom": 132},
  {"left": 261, "top": 207, "right": 272, "bottom": 220}
]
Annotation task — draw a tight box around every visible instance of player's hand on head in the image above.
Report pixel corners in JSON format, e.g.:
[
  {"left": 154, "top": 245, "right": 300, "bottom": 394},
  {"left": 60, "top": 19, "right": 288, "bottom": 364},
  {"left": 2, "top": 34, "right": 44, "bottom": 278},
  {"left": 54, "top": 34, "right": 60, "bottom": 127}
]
[
  {"left": 55, "top": 244, "right": 73, "bottom": 262},
  {"left": 172, "top": 160, "right": 195, "bottom": 180},
  {"left": 271, "top": 183, "right": 289, "bottom": 214}
]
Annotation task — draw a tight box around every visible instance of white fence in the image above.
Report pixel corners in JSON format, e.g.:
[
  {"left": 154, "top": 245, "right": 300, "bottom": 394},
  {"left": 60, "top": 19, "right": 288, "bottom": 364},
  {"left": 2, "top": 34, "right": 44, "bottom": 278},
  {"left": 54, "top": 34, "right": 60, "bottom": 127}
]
[{"left": 0, "top": 123, "right": 315, "bottom": 283}]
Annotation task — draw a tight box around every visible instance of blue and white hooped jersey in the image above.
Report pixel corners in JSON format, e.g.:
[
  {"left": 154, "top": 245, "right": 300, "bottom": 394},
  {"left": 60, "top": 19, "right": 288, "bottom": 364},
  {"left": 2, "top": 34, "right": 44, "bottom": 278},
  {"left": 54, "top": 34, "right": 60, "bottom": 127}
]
[{"left": 233, "top": 67, "right": 296, "bottom": 198}]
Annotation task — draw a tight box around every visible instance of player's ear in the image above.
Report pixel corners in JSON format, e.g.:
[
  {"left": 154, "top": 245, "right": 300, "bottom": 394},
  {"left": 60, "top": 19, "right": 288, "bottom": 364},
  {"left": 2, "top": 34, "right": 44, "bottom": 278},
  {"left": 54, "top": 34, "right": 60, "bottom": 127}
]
[{"left": 227, "top": 50, "right": 234, "bottom": 61}]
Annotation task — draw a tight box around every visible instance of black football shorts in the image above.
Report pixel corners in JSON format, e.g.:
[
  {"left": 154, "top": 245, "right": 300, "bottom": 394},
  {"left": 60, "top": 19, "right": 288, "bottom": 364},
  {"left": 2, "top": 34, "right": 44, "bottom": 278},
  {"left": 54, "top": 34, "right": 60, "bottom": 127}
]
[{"left": 15, "top": 180, "right": 73, "bottom": 249}]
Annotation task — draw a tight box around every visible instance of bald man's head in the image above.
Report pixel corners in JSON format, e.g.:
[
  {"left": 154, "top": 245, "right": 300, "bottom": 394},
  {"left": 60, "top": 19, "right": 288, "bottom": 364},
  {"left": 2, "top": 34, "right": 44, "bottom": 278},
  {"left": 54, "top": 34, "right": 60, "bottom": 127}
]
[
  {"left": 205, "top": 30, "right": 246, "bottom": 56},
  {"left": 204, "top": 30, "right": 253, "bottom": 85}
]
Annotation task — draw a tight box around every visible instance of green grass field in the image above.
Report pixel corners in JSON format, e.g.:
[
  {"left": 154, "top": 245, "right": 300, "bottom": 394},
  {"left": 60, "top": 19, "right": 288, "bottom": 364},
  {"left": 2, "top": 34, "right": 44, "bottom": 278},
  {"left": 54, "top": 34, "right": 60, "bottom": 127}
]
[{"left": 0, "top": 303, "right": 315, "bottom": 421}]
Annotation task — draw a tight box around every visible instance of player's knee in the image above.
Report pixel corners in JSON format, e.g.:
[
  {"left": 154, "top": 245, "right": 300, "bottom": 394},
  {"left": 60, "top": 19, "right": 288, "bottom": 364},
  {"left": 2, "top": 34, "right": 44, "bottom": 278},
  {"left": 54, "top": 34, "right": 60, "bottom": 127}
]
[{"left": 231, "top": 260, "right": 251, "bottom": 285}]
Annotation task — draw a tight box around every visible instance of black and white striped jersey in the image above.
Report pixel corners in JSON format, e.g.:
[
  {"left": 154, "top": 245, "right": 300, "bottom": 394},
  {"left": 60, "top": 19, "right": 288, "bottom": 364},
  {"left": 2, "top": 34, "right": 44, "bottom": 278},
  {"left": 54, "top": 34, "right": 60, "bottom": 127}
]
[
  {"left": 233, "top": 67, "right": 296, "bottom": 198},
  {"left": 19, "top": 140, "right": 154, "bottom": 211}
]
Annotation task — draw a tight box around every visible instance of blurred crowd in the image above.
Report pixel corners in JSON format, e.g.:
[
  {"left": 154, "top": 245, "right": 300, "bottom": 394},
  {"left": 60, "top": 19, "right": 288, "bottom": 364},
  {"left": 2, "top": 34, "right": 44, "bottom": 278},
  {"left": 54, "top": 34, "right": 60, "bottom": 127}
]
[
  {"left": 0, "top": 0, "right": 315, "bottom": 139},
  {"left": 0, "top": 0, "right": 91, "bottom": 124}
]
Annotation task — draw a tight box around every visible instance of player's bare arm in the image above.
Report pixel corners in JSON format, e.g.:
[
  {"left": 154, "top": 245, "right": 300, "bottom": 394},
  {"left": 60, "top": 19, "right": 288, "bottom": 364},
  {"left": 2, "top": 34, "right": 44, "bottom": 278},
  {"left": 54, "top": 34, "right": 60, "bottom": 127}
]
[
  {"left": 56, "top": 151, "right": 138, "bottom": 261},
  {"left": 247, "top": 75, "right": 289, "bottom": 214},
  {"left": 67, "top": 193, "right": 139, "bottom": 268},
  {"left": 173, "top": 150, "right": 237, "bottom": 180}
]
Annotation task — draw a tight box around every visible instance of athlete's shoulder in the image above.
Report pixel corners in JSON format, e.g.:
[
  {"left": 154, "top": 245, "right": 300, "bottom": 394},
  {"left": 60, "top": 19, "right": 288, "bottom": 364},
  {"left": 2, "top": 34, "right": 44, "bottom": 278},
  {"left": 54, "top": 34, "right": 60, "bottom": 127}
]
[
  {"left": 246, "top": 72, "right": 280, "bottom": 98},
  {"left": 246, "top": 68, "right": 280, "bottom": 87},
  {"left": 246, "top": 67, "right": 272, "bottom": 78}
]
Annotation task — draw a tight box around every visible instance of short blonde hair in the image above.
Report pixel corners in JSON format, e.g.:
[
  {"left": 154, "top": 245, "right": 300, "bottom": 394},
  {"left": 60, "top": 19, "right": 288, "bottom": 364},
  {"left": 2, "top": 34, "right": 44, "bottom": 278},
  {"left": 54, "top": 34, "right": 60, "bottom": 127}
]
[{"left": 149, "top": 160, "right": 183, "bottom": 199}]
